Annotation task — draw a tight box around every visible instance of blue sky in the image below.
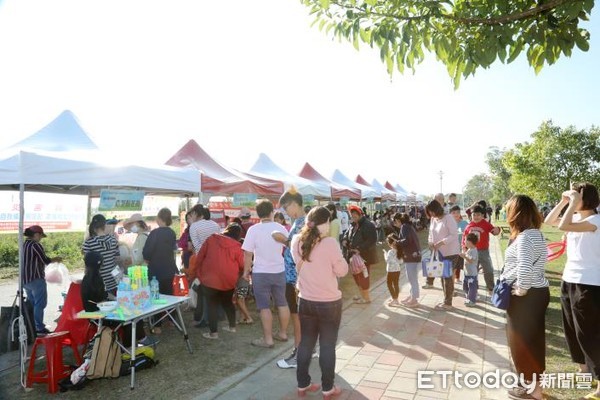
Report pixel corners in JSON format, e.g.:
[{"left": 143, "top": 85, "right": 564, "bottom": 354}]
[{"left": 0, "top": 0, "right": 598, "bottom": 196}]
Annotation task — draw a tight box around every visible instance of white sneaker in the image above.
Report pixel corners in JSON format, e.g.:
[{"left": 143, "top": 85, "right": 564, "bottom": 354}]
[{"left": 277, "top": 348, "right": 297, "bottom": 369}]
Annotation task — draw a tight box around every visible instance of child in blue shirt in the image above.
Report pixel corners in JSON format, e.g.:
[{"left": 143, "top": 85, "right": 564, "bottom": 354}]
[{"left": 460, "top": 233, "right": 479, "bottom": 307}]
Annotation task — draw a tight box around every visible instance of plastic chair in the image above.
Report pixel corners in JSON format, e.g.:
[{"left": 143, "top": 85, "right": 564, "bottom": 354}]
[
  {"left": 26, "top": 331, "right": 82, "bottom": 393},
  {"left": 54, "top": 282, "right": 97, "bottom": 358}
]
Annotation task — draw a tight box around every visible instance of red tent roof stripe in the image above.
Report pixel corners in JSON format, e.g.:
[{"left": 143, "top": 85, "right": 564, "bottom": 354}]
[
  {"left": 165, "top": 140, "right": 283, "bottom": 195},
  {"left": 298, "top": 163, "right": 361, "bottom": 200}
]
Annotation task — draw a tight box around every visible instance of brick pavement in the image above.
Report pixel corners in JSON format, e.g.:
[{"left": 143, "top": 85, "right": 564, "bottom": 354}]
[{"left": 198, "top": 236, "right": 510, "bottom": 400}]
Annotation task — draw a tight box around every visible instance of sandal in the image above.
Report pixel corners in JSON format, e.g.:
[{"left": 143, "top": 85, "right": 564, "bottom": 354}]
[
  {"left": 434, "top": 303, "right": 452, "bottom": 311},
  {"left": 237, "top": 318, "right": 254, "bottom": 325},
  {"left": 322, "top": 385, "right": 342, "bottom": 399},
  {"left": 251, "top": 338, "right": 274, "bottom": 348},
  {"left": 354, "top": 298, "right": 371, "bottom": 304},
  {"left": 273, "top": 332, "right": 288, "bottom": 342}
]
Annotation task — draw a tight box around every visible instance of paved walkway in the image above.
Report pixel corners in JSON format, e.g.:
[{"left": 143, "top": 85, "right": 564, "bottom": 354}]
[{"left": 198, "top": 236, "right": 510, "bottom": 400}]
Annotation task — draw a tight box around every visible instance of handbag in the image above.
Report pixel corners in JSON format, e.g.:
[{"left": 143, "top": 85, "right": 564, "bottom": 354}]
[
  {"left": 492, "top": 235, "right": 543, "bottom": 310},
  {"left": 491, "top": 278, "right": 512, "bottom": 310},
  {"left": 421, "top": 252, "right": 452, "bottom": 278},
  {"left": 349, "top": 253, "right": 366, "bottom": 275}
]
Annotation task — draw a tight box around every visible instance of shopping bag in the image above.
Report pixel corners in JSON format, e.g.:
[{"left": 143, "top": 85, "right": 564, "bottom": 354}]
[
  {"left": 491, "top": 279, "right": 513, "bottom": 310},
  {"left": 349, "top": 254, "right": 366, "bottom": 275},
  {"left": 421, "top": 253, "right": 452, "bottom": 278}
]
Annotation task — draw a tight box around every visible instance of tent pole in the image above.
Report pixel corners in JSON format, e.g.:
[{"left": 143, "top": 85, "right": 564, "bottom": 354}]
[{"left": 18, "top": 183, "right": 26, "bottom": 388}]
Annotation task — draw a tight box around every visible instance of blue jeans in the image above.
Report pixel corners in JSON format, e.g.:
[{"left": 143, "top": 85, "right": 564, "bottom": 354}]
[
  {"left": 297, "top": 298, "right": 342, "bottom": 392},
  {"left": 405, "top": 262, "right": 420, "bottom": 299},
  {"left": 23, "top": 278, "right": 47, "bottom": 331}
]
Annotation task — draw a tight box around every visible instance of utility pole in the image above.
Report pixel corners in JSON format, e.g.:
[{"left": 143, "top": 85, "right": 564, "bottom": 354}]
[{"left": 438, "top": 170, "right": 444, "bottom": 193}]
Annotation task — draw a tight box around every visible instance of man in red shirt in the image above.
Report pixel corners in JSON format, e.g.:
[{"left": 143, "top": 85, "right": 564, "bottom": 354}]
[{"left": 462, "top": 205, "right": 500, "bottom": 295}]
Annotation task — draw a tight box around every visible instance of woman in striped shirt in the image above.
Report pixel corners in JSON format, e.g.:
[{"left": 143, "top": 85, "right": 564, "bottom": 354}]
[
  {"left": 82, "top": 214, "right": 120, "bottom": 294},
  {"left": 22, "top": 225, "right": 62, "bottom": 335},
  {"left": 500, "top": 195, "right": 549, "bottom": 400}
]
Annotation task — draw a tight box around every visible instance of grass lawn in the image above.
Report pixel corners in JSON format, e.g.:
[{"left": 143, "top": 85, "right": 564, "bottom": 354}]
[{"left": 496, "top": 221, "right": 588, "bottom": 400}]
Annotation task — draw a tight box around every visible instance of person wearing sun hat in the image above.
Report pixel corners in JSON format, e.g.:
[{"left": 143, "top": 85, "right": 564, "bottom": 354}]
[
  {"left": 342, "top": 205, "right": 378, "bottom": 304},
  {"left": 22, "top": 225, "right": 62, "bottom": 335},
  {"left": 122, "top": 213, "right": 149, "bottom": 266}
]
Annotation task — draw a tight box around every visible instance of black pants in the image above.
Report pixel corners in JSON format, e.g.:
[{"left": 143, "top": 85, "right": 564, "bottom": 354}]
[
  {"left": 561, "top": 281, "right": 600, "bottom": 379},
  {"left": 202, "top": 285, "right": 236, "bottom": 334},
  {"left": 506, "top": 286, "right": 550, "bottom": 381},
  {"left": 427, "top": 254, "right": 459, "bottom": 305},
  {"left": 386, "top": 271, "right": 401, "bottom": 300}
]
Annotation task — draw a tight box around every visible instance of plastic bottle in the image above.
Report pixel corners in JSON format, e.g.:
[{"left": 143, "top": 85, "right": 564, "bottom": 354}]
[
  {"left": 150, "top": 276, "right": 159, "bottom": 300},
  {"left": 362, "top": 267, "right": 369, "bottom": 278}
]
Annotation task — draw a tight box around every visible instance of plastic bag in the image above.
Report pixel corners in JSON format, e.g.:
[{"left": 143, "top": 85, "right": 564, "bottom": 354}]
[
  {"left": 188, "top": 278, "right": 200, "bottom": 308},
  {"left": 45, "top": 263, "right": 69, "bottom": 285}
]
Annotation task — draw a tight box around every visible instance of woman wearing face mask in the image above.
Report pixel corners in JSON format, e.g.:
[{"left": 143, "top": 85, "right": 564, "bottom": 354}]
[{"left": 123, "top": 213, "right": 150, "bottom": 266}]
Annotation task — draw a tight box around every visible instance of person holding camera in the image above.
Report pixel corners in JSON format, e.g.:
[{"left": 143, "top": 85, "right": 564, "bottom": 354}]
[{"left": 545, "top": 183, "right": 600, "bottom": 400}]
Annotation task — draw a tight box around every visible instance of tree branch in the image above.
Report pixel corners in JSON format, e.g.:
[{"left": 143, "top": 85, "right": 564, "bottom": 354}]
[{"left": 329, "top": 0, "right": 573, "bottom": 26}]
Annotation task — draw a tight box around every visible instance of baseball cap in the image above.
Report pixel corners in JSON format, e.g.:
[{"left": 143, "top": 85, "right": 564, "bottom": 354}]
[{"left": 25, "top": 225, "right": 46, "bottom": 237}]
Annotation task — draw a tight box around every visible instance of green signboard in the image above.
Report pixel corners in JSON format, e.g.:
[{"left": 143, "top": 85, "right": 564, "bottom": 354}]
[
  {"left": 233, "top": 193, "right": 257, "bottom": 207},
  {"left": 98, "top": 189, "right": 145, "bottom": 211}
]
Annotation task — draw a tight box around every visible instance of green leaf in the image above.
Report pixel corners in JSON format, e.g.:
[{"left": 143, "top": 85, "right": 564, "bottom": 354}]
[
  {"left": 364, "top": 0, "right": 377, "bottom": 5},
  {"left": 359, "top": 28, "right": 371, "bottom": 43},
  {"left": 507, "top": 40, "right": 523, "bottom": 64},
  {"left": 319, "top": 0, "right": 330, "bottom": 8},
  {"left": 574, "top": 32, "right": 590, "bottom": 52}
]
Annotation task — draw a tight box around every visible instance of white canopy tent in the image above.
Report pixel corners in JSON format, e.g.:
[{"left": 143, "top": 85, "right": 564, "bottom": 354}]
[
  {"left": 370, "top": 179, "right": 398, "bottom": 202},
  {"left": 0, "top": 110, "right": 200, "bottom": 388},
  {"left": 330, "top": 169, "right": 379, "bottom": 200},
  {"left": 249, "top": 153, "right": 331, "bottom": 199}
]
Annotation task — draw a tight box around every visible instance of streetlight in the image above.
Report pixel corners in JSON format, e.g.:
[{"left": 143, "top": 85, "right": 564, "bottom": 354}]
[{"left": 438, "top": 170, "right": 444, "bottom": 193}]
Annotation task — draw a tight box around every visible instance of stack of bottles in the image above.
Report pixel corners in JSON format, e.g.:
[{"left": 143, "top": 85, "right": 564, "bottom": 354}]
[{"left": 116, "top": 265, "right": 152, "bottom": 315}]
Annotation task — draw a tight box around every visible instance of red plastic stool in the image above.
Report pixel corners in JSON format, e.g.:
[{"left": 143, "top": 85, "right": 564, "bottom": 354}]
[{"left": 26, "top": 331, "right": 83, "bottom": 393}]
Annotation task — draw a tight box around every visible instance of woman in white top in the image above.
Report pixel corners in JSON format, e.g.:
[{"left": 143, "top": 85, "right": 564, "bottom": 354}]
[
  {"left": 425, "top": 200, "right": 460, "bottom": 310},
  {"left": 500, "top": 195, "right": 549, "bottom": 400},
  {"left": 544, "top": 183, "right": 600, "bottom": 399}
]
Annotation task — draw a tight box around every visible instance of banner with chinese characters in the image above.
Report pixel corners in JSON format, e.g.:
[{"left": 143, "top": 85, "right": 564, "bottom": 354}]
[
  {"left": 0, "top": 192, "right": 87, "bottom": 232},
  {"left": 98, "top": 190, "right": 145, "bottom": 211}
]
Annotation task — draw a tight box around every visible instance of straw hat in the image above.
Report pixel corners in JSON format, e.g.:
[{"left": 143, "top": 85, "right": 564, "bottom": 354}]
[{"left": 122, "top": 213, "right": 144, "bottom": 230}]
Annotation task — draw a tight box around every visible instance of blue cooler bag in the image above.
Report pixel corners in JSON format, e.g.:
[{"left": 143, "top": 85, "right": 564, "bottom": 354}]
[{"left": 421, "top": 253, "right": 452, "bottom": 278}]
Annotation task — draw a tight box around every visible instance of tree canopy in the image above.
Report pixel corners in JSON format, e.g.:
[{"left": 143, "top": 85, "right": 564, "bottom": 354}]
[
  {"left": 503, "top": 121, "right": 600, "bottom": 202},
  {"left": 301, "top": 0, "right": 594, "bottom": 87}
]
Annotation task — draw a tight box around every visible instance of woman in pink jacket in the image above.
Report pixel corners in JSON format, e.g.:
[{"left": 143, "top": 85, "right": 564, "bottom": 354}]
[
  {"left": 291, "top": 206, "right": 348, "bottom": 399},
  {"left": 195, "top": 223, "right": 244, "bottom": 340}
]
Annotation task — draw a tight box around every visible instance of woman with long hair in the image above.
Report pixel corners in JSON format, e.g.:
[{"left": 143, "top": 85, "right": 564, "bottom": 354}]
[
  {"left": 544, "top": 183, "right": 600, "bottom": 400},
  {"left": 291, "top": 206, "right": 348, "bottom": 399},
  {"left": 325, "top": 203, "right": 341, "bottom": 244},
  {"left": 501, "top": 195, "right": 549, "bottom": 400}
]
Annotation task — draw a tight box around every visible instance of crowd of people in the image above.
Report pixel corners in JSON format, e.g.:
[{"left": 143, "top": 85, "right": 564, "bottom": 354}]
[{"left": 19, "top": 184, "right": 600, "bottom": 400}]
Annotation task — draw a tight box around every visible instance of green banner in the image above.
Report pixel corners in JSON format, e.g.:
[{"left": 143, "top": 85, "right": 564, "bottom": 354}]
[
  {"left": 233, "top": 193, "right": 257, "bottom": 207},
  {"left": 98, "top": 189, "right": 144, "bottom": 211}
]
